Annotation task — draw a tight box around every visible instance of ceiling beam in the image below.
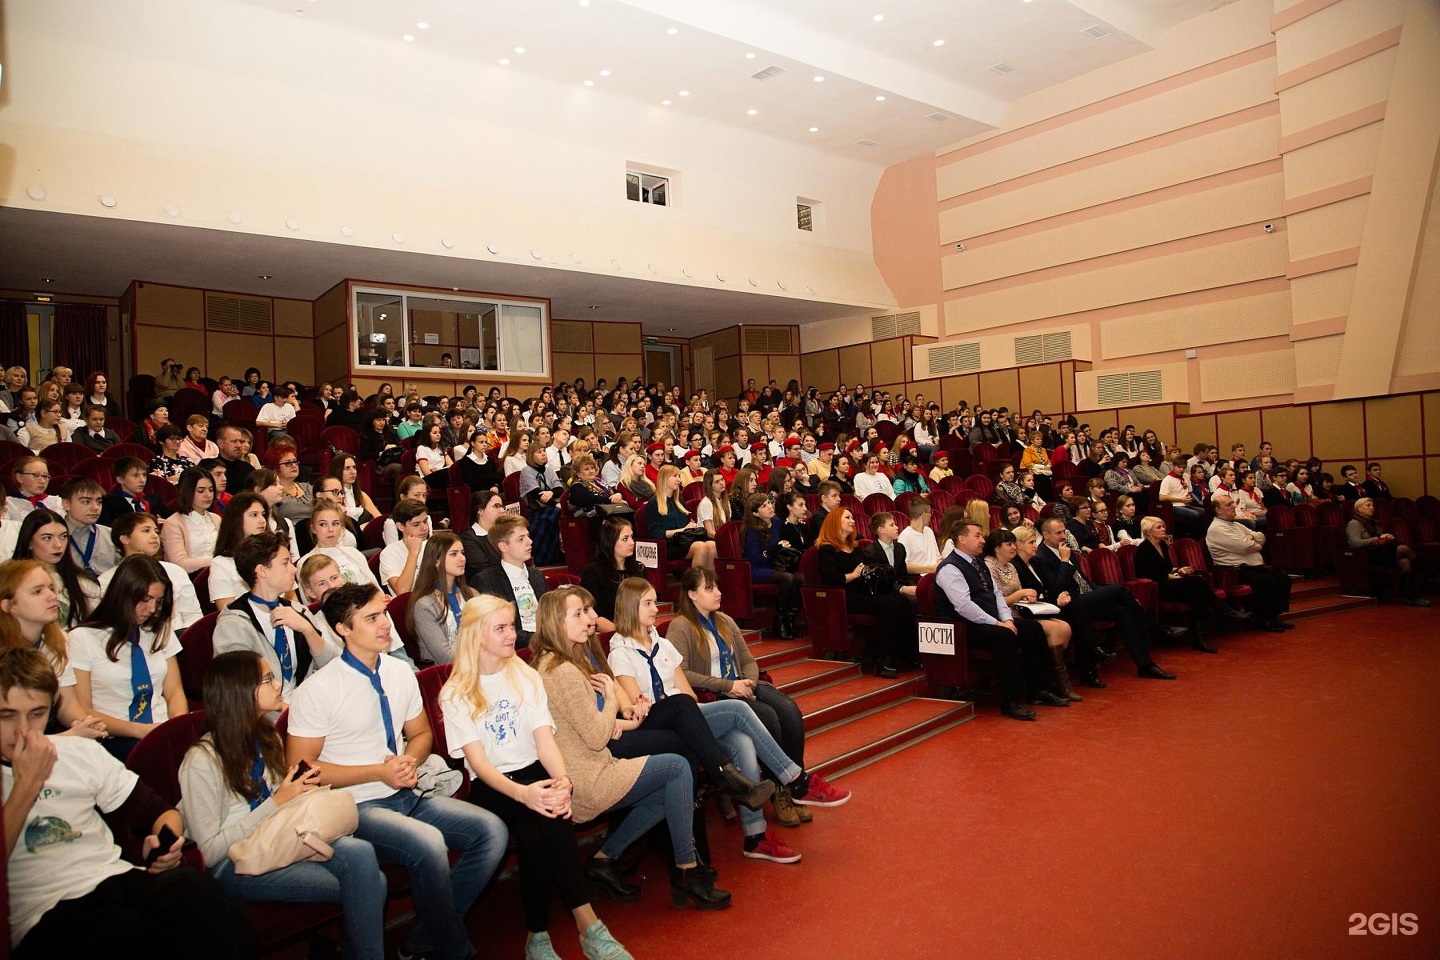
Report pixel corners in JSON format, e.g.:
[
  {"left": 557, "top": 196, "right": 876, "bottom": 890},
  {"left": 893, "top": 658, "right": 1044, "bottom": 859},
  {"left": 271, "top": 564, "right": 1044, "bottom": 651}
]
[{"left": 612, "top": 0, "right": 1008, "bottom": 128}]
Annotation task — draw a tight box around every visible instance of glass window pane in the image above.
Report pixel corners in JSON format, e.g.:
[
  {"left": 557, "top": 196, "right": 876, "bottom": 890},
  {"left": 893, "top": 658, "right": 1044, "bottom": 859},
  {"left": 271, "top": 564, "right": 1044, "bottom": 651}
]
[
  {"left": 356, "top": 292, "right": 405, "bottom": 367},
  {"left": 499, "top": 304, "right": 545, "bottom": 374}
]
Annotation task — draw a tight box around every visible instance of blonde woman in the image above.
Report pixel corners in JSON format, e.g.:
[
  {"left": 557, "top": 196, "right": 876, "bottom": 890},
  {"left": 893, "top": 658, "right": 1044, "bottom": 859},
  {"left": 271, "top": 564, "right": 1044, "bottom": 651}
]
[
  {"left": 616, "top": 453, "right": 653, "bottom": 510},
  {"left": 439, "top": 594, "right": 635, "bottom": 960},
  {"left": 645, "top": 465, "right": 716, "bottom": 569}
]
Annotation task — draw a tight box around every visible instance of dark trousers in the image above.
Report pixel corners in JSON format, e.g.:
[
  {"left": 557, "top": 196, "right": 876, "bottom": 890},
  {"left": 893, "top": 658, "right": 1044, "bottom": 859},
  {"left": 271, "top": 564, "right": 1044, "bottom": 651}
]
[
  {"left": 847, "top": 587, "right": 918, "bottom": 662},
  {"left": 1231, "top": 564, "right": 1291, "bottom": 620},
  {"left": 745, "top": 683, "right": 806, "bottom": 769},
  {"left": 467, "top": 761, "right": 588, "bottom": 933},
  {"left": 1158, "top": 574, "right": 1216, "bottom": 620},
  {"left": 1067, "top": 584, "right": 1154, "bottom": 668},
  {"left": 963, "top": 619, "right": 1051, "bottom": 703},
  {"left": 615, "top": 694, "right": 722, "bottom": 778},
  {"left": 756, "top": 569, "right": 803, "bottom": 613},
  {"left": 14, "top": 867, "right": 255, "bottom": 960}
]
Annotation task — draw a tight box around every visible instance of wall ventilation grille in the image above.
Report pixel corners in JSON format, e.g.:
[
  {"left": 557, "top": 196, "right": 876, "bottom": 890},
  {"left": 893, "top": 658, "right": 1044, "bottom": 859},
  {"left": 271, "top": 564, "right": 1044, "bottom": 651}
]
[
  {"left": 743, "top": 326, "right": 793, "bottom": 354},
  {"left": 1096, "top": 370, "right": 1162, "bottom": 405},
  {"left": 987, "top": 62, "right": 1015, "bottom": 75},
  {"left": 926, "top": 341, "right": 982, "bottom": 375},
  {"left": 855, "top": 138, "right": 879, "bottom": 147},
  {"left": 750, "top": 65, "right": 786, "bottom": 81},
  {"left": 924, "top": 112, "right": 952, "bottom": 123},
  {"left": 871, "top": 312, "right": 922, "bottom": 339},
  {"left": 1081, "top": 23, "right": 1112, "bottom": 39},
  {"left": 551, "top": 320, "right": 594, "bottom": 353},
  {"left": 1013, "top": 330, "right": 1073, "bottom": 365},
  {"left": 205, "top": 294, "right": 273, "bottom": 334}
]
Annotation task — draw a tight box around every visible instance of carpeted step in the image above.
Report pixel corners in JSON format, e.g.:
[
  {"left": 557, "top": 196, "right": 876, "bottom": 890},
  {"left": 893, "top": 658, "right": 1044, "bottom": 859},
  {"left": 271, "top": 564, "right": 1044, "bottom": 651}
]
[
  {"left": 805, "top": 697, "right": 975, "bottom": 779},
  {"left": 767, "top": 658, "right": 861, "bottom": 695},
  {"left": 794, "top": 674, "right": 930, "bottom": 732},
  {"left": 750, "top": 639, "right": 813, "bottom": 670},
  {"left": 1282, "top": 593, "right": 1376, "bottom": 621}
]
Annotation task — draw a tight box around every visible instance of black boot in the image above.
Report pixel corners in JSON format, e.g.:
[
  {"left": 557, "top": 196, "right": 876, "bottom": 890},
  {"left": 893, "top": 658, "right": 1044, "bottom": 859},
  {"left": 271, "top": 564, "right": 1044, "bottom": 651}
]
[
  {"left": 776, "top": 608, "right": 796, "bottom": 640},
  {"left": 670, "top": 865, "right": 733, "bottom": 910},
  {"left": 584, "top": 857, "right": 642, "bottom": 903},
  {"left": 1191, "top": 621, "right": 1217, "bottom": 654},
  {"left": 713, "top": 762, "right": 775, "bottom": 808}
]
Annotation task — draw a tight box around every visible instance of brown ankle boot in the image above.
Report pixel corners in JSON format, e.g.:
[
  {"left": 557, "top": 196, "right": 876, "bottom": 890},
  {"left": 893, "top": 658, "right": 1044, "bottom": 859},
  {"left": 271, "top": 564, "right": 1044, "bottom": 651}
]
[
  {"left": 772, "top": 786, "right": 804, "bottom": 827},
  {"left": 1051, "top": 646, "right": 1083, "bottom": 702}
]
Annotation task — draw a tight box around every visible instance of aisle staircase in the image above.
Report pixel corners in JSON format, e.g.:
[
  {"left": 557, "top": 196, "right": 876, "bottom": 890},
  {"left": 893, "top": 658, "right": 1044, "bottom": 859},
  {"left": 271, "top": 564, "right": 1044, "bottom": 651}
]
[{"left": 1282, "top": 576, "right": 1376, "bottom": 621}]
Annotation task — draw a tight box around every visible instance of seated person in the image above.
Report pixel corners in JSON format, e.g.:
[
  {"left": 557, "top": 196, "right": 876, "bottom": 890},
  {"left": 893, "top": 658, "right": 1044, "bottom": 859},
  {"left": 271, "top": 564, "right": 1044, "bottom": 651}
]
[
  {"left": 1347, "top": 497, "right": 1429, "bottom": 606},
  {"left": 74, "top": 404, "right": 120, "bottom": 453},
  {"left": 295, "top": 474, "right": 364, "bottom": 557},
  {"left": 740, "top": 494, "right": 803, "bottom": 641},
  {"left": 5, "top": 457, "right": 64, "bottom": 524},
  {"left": 471, "top": 514, "right": 548, "bottom": 649},
  {"left": 61, "top": 477, "right": 119, "bottom": 578},
  {"left": 933, "top": 521, "right": 1059, "bottom": 722},
  {"left": 578, "top": 517, "right": 646, "bottom": 634},
  {"left": 213, "top": 530, "right": 332, "bottom": 701},
  {"left": 406, "top": 532, "right": 477, "bottom": 664},
  {"left": 1207, "top": 494, "right": 1295, "bottom": 630},
  {"left": 896, "top": 497, "right": 940, "bottom": 575},
  {"left": 286, "top": 584, "right": 508, "bottom": 960},
  {"left": 859, "top": 511, "right": 919, "bottom": 595},
  {"left": 379, "top": 500, "right": 431, "bottom": 596},
  {"left": 160, "top": 468, "right": 222, "bottom": 573},
  {"left": 457, "top": 488, "right": 504, "bottom": 579},
  {"left": 0, "top": 647, "right": 253, "bottom": 959},
  {"left": 148, "top": 426, "right": 190, "bottom": 483},
  {"left": 100, "top": 457, "right": 169, "bottom": 527},
  {"left": 382, "top": 476, "right": 428, "bottom": 546},
  {"left": 101, "top": 512, "right": 205, "bottom": 634},
  {"left": 297, "top": 500, "right": 377, "bottom": 597},
  {"left": 297, "top": 554, "right": 415, "bottom": 669}
]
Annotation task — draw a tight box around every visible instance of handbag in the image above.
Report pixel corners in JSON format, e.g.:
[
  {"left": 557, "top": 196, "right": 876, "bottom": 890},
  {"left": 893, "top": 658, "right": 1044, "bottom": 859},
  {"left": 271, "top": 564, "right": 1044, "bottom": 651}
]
[
  {"left": 227, "top": 786, "right": 359, "bottom": 876},
  {"left": 857, "top": 562, "right": 896, "bottom": 595},
  {"left": 668, "top": 527, "right": 710, "bottom": 554},
  {"left": 771, "top": 544, "right": 802, "bottom": 572}
]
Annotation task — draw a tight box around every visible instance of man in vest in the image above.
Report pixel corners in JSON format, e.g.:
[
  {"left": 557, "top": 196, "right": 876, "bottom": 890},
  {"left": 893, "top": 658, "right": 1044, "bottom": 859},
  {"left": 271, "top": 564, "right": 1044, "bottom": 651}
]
[{"left": 933, "top": 520, "right": 1062, "bottom": 722}]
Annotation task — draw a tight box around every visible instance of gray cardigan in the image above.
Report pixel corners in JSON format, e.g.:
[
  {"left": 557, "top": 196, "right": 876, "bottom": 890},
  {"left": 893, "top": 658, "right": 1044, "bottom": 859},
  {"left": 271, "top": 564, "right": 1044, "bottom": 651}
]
[
  {"left": 178, "top": 737, "right": 282, "bottom": 867},
  {"left": 410, "top": 592, "right": 458, "bottom": 664}
]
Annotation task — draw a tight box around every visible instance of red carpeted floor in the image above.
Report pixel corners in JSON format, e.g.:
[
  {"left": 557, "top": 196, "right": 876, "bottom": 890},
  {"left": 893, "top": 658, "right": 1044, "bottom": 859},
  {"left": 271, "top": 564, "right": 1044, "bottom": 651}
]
[{"left": 395, "top": 604, "right": 1440, "bottom": 960}]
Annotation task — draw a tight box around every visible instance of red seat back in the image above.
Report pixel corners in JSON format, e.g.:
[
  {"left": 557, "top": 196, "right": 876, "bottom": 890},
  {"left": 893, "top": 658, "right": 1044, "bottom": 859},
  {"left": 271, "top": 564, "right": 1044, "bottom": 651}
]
[
  {"left": 1115, "top": 542, "right": 1139, "bottom": 579},
  {"left": 862, "top": 492, "right": 894, "bottom": 518},
  {"left": 387, "top": 593, "right": 420, "bottom": 662},
  {"left": 915, "top": 573, "right": 937, "bottom": 617},
  {"left": 321, "top": 425, "right": 361, "bottom": 456},
  {"left": 192, "top": 566, "right": 215, "bottom": 615},
  {"left": 103, "top": 442, "right": 157, "bottom": 462},
  {"left": 502, "top": 471, "right": 522, "bottom": 507},
  {"left": 1086, "top": 548, "right": 1125, "bottom": 586},
  {"left": 362, "top": 515, "right": 387, "bottom": 551},
  {"left": 222, "top": 399, "right": 257, "bottom": 427},
  {"left": 716, "top": 520, "right": 744, "bottom": 560},
  {"left": 126, "top": 711, "right": 207, "bottom": 806},
  {"left": 39, "top": 442, "right": 97, "bottom": 472},
  {"left": 176, "top": 611, "right": 219, "bottom": 702}
]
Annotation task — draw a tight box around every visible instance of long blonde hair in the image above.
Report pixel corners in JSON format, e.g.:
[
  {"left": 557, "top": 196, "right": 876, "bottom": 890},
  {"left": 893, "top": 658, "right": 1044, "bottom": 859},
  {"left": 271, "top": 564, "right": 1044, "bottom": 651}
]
[
  {"left": 653, "top": 465, "right": 687, "bottom": 517},
  {"left": 440, "top": 594, "right": 542, "bottom": 719}
]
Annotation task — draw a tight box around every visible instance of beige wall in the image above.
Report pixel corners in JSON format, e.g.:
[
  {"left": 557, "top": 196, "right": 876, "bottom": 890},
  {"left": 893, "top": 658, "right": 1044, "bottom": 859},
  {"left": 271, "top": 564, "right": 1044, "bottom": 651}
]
[{"left": 867, "top": 0, "right": 1440, "bottom": 417}]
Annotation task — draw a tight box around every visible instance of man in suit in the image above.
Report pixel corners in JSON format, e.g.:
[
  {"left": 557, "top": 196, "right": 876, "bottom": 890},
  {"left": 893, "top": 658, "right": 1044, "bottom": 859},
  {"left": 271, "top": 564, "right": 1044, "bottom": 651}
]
[
  {"left": 1032, "top": 517, "right": 1176, "bottom": 680},
  {"left": 809, "top": 481, "right": 841, "bottom": 540},
  {"left": 98, "top": 457, "right": 170, "bottom": 526},
  {"left": 1335, "top": 464, "right": 1363, "bottom": 502},
  {"left": 470, "top": 513, "right": 547, "bottom": 649},
  {"left": 933, "top": 520, "right": 1060, "bottom": 721},
  {"left": 1360, "top": 462, "right": 1392, "bottom": 500}
]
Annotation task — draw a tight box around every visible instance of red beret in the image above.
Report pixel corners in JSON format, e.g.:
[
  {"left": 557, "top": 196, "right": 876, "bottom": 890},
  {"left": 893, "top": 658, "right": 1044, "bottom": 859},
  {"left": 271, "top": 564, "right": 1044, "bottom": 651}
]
[
  {"left": 645, "top": 442, "right": 666, "bottom": 454},
  {"left": 819, "top": 442, "right": 836, "bottom": 451},
  {"left": 684, "top": 449, "right": 702, "bottom": 460},
  {"left": 750, "top": 442, "right": 768, "bottom": 454},
  {"left": 775, "top": 457, "right": 796, "bottom": 468},
  {"left": 716, "top": 445, "right": 734, "bottom": 458},
  {"left": 784, "top": 436, "right": 802, "bottom": 448}
]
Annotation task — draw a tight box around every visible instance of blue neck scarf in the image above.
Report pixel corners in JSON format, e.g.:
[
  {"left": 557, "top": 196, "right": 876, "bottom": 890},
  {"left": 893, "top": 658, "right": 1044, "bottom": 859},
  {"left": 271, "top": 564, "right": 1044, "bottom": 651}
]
[
  {"left": 446, "top": 583, "right": 464, "bottom": 625},
  {"left": 342, "top": 648, "right": 397, "bottom": 755},
  {"left": 696, "top": 613, "right": 736, "bottom": 680},
  {"left": 242, "top": 593, "right": 293, "bottom": 684},
  {"left": 71, "top": 526, "right": 98, "bottom": 576},
  {"left": 637, "top": 638, "right": 668, "bottom": 702},
  {"left": 583, "top": 649, "right": 605, "bottom": 712},
  {"left": 127, "top": 629, "right": 153, "bottom": 723},
  {"left": 248, "top": 743, "right": 273, "bottom": 810}
]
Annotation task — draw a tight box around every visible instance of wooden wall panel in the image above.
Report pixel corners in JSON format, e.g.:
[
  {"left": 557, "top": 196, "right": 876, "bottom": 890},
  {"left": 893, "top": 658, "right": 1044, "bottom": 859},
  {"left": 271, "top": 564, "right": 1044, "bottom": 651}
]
[
  {"left": 1427, "top": 393, "right": 1440, "bottom": 454},
  {"left": 594, "top": 354, "right": 644, "bottom": 383},
  {"left": 1309, "top": 400, "right": 1365, "bottom": 461},
  {"left": 206, "top": 332, "right": 272, "bottom": 386},
  {"left": 713, "top": 355, "right": 741, "bottom": 402},
  {"left": 1074, "top": 409, "right": 1120, "bottom": 434},
  {"left": 871, "top": 339, "right": 906, "bottom": 385},
  {"left": 1364, "top": 394, "right": 1420, "bottom": 459},
  {"left": 274, "top": 337, "right": 314, "bottom": 386},
  {"left": 908, "top": 379, "right": 941, "bottom": 406},
  {"left": 315, "top": 326, "right": 349, "bottom": 385},
  {"left": 313, "top": 282, "right": 348, "bottom": 337},
  {"left": 1215, "top": 411, "right": 1263, "bottom": 460},
  {"left": 801, "top": 351, "right": 840, "bottom": 393},
  {"left": 838, "top": 345, "right": 872, "bottom": 389},
  {"left": 741, "top": 356, "right": 770, "bottom": 389},
  {"left": 1176, "top": 413, "right": 1218, "bottom": 453},
  {"left": 135, "top": 284, "right": 203, "bottom": 329},
  {"left": 1018, "top": 365, "right": 1063, "bottom": 417},
  {"left": 1259, "top": 405, "right": 1312, "bottom": 458},
  {"left": 941, "top": 374, "right": 980, "bottom": 411},
  {"left": 1429, "top": 456, "right": 1440, "bottom": 496},
  {"left": 274, "top": 299, "right": 313, "bottom": 338},
  {"left": 551, "top": 353, "right": 595, "bottom": 387},
  {"left": 977, "top": 370, "right": 1019, "bottom": 412},
  {"left": 768, "top": 355, "right": 802, "bottom": 390},
  {"left": 1380, "top": 457, "right": 1424, "bottom": 498}
]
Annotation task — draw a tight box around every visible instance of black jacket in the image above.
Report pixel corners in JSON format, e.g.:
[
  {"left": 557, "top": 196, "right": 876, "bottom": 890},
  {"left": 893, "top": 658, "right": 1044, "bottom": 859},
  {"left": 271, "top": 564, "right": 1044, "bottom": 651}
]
[
  {"left": 458, "top": 526, "right": 500, "bottom": 580},
  {"left": 470, "top": 563, "right": 548, "bottom": 648},
  {"left": 860, "top": 538, "right": 913, "bottom": 586}
]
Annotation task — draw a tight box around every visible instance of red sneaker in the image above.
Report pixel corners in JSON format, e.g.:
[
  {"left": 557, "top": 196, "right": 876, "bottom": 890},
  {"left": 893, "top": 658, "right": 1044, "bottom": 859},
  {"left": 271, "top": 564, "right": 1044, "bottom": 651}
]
[
  {"left": 793, "top": 773, "right": 850, "bottom": 807},
  {"left": 743, "top": 831, "right": 802, "bottom": 864}
]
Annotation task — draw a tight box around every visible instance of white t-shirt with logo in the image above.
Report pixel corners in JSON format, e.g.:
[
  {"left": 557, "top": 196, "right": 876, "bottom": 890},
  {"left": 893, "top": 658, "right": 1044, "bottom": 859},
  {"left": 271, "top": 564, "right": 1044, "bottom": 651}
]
[
  {"left": 2, "top": 737, "right": 139, "bottom": 946},
  {"left": 286, "top": 653, "right": 424, "bottom": 804},
  {"left": 502, "top": 561, "right": 538, "bottom": 631},
  {"left": 302, "top": 545, "right": 378, "bottom": 593},
  {"left": 441, "top": 669, "right": 553, "bottom": 775},
  {"left": 67, "top": 626, "right": 183, "bottom": 725}
]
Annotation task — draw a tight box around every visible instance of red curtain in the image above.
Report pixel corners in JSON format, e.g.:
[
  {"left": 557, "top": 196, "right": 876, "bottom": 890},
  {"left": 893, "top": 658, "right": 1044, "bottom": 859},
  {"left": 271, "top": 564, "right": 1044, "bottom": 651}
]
[
  {"left": 0, "top": 300, "right": 30, "bottom": 375},
  {"left": 53, "top": 303, "right": 108, "bottom": 380}
]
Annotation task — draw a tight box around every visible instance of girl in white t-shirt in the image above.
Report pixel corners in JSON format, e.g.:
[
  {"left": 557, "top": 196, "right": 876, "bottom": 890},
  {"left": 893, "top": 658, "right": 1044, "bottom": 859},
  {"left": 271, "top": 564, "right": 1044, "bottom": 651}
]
[
  {"left": 299, "top": 502, "right": 377, "bottom": 601},
  {"left": 607, "top": 579, "right": 806, "bottom": 864},
  {"left": 440, "top": 594, "right": 634, "bottom": 960},
  {"left": 68, "top": 555, "right": 186, "bottom": 760},
  {"left": 415, "top": 420, "right": 452, "bottom": 487},
  {"left": 0, "top": 560, "right": 107, "bottom": 737},
  {"left": 696, "top": 469, "right": 730, "bottom": 539},
  {"left": 209, "top": 492, "right": 274, "bottom": 610}
]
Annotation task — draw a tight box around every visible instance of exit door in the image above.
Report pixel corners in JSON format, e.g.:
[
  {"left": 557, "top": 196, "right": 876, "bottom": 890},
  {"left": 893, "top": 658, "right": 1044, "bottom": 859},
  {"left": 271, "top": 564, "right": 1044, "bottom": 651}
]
[{"left": 645, "top": 343, "right": 679, "bottom": 392}]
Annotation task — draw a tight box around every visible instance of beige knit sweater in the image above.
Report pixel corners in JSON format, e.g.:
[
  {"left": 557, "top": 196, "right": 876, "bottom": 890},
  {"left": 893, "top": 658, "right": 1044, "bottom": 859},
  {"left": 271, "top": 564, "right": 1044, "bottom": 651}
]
[
  {"left": 539, "top": 660, "right": 644, "bottom": 824},
  {"left": 665, "top": 613, "right": 758, "bottom": 693}
]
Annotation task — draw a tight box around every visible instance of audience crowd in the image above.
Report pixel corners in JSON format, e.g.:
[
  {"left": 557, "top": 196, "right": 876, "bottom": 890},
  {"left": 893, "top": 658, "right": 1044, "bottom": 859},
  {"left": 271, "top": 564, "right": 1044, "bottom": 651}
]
[{"left": 0, "top": 360, "right": 1432, "bottom": 956}]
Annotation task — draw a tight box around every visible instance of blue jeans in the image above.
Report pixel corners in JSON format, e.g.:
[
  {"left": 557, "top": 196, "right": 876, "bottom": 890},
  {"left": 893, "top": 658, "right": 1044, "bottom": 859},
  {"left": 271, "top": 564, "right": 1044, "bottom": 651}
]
[
  {"left": 699, "top": 700, "right": 802, "bottom": 836},
  {"left": 356, "top": 790, "right": 508, "bottom": 960},
  {"left": 597, "top": 753, "right": 695, "bottom": 865},
  {"left": 210, "top": 835, "right": 387, "bottom": 960}
]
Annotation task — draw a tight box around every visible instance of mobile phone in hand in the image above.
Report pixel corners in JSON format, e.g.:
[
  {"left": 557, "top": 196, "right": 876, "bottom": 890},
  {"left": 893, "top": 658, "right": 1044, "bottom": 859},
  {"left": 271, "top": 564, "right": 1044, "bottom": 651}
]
[
  {"left": 293, "top": 759, "right": 312, "bottom": 780},
  {"left": 145, "top": 825, "right": 179, "bottom": 867}
]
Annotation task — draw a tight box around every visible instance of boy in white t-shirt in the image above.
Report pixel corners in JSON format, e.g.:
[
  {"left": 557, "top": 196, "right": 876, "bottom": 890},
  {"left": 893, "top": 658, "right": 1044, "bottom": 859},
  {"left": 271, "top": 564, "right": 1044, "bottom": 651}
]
[
  {"left": 379, "top": 500, "right": 430, "bottom": 596},
  {"left": 0, "top": 647, "right": 252, "bottom": 957},
  {"left": 896, "top": 496, "right": 940, "bottom": 576},
  {"left": 255, "top": 383, "right": 298, "bottom": 435},
  {"left": 286, "top": 584, "right": 506, "bottom": 960}
]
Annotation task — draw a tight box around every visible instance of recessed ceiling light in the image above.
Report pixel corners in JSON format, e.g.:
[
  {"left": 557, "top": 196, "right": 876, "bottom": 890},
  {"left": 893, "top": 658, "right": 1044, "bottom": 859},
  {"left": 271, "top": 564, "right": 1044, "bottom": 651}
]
[
  {"left": 875, "top": 94, "right": 886, "bottom": 101},
  {"left": 873, "top": 13, "right": 884, "bottom": 22},
  {"left": 285, "top": 218, "right": 299, "bottom": 230},
  {"left": 228, "top": 212, "right": 243, "bottom": 224},
  {"left": 514, "top": 46, "right": 525, "bottom": 53},
  {"left": 403, "top": 33, "right": 415, "bottom": 41},
  {"left": 678, "top": 89, "right": 689, "bottom": 96},
  {"left": 499, "top": 58, "right": 510, "bottom": 65},
  {"left": 25, "top": 185, "right": 46, "bottom": 201},
  {"left": 257, "top": 275, "right": 272, "bottom": 280},
  {"left": 661, "top": 99, "right": 672, "bottom": 105},
  {"left": 164, "top": 203, "right": 181, "bottom": 217},
  {"left": 40, "top": 277, "right": 54, "bottom": 283},
  {"left": 666, "top": 27, "right": 678, "bottom": 35},
  {"left": 416, "top": 21, "right": 428, "bottom": 29},
  {"left": 99, "top": 195, "right": 117, "bottom": 208},
  {"left": 340, "top": 225, "right": 354, "bottom": 237},
  {"left": 744, "top": 52, "right": 756, "bottom": 59},
  {"left": 746, "top": 108, "right": 757, "bottom": 115},
  {"left": 294, "top": 8, "right": 304, "bottom": 15},
  {"left": 933, "top": 38, "right": 945, "bottom": 46},
  {"left": 599, "top": 69, "right": 611, "bottom": 76},
  {"left": 813, "top": 75, "right": 825, "bottom": 82},
  {"left": 808, "top": 126, "right": 820, "bottom": 132},
  {"left": 583, "top": 79, "right": 594, "bottom": 86},
  {"left": 441, "top": 238, "right": 454, "bottom": 248}
]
